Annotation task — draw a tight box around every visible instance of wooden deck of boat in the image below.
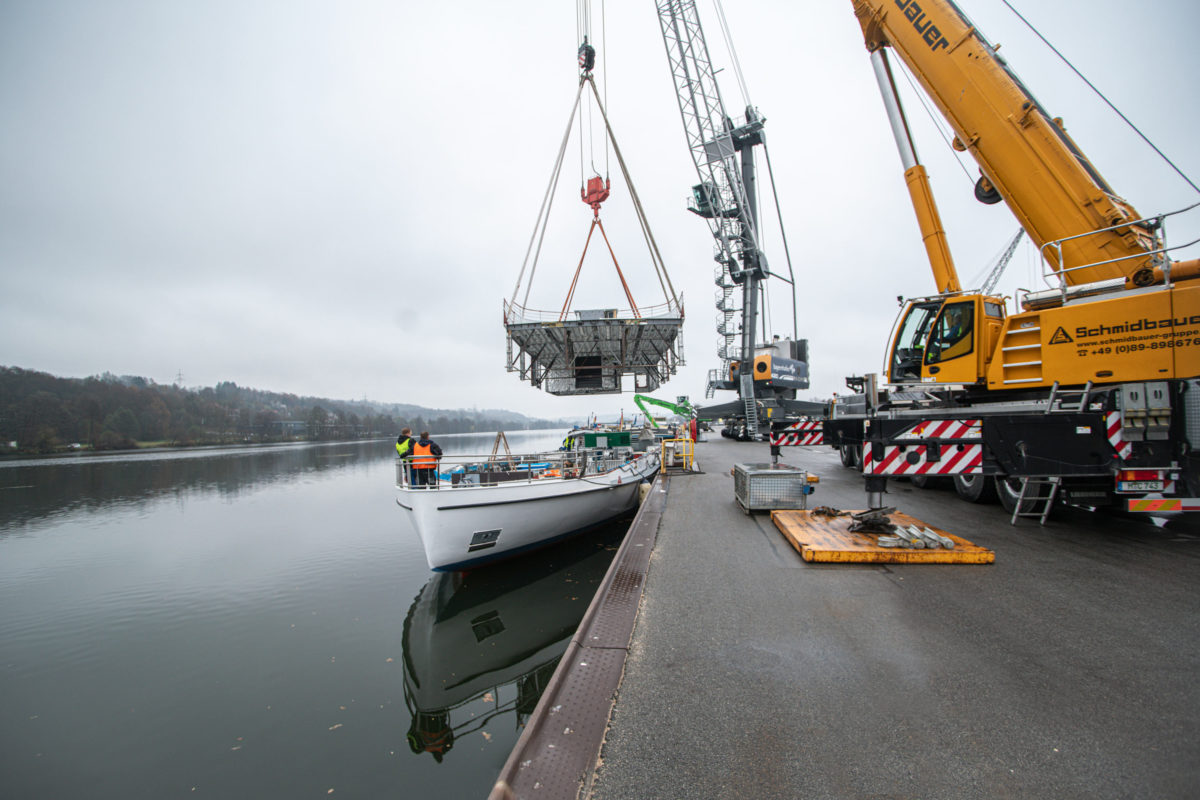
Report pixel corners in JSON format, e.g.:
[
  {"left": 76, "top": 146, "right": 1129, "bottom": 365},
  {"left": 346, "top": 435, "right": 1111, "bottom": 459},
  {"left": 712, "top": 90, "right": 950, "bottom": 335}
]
[{"left": 493, "top": 436, "right": 1200, "bottom": 799}]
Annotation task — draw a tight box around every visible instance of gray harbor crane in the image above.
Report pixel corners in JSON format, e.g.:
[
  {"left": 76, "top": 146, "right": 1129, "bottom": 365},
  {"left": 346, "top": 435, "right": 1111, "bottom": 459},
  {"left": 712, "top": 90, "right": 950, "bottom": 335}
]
[{"left": 655, "top": 0, "right": 819, "bottom": 438}]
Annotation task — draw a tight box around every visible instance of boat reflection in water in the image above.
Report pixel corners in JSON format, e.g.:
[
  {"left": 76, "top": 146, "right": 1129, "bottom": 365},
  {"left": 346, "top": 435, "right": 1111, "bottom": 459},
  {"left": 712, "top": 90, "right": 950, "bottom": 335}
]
[{"left": 401, "top": 518, "right": 627, "bottom": 761}]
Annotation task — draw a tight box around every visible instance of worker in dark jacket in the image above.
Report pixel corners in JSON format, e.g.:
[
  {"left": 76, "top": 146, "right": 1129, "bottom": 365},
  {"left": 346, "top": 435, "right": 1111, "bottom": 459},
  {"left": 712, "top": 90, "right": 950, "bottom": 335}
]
[
  {"left": 396, "top": 427, "right": 415, "bottom": 485},
  {"left": 411, "top": 431, "right": 444, "bottom": 488}
]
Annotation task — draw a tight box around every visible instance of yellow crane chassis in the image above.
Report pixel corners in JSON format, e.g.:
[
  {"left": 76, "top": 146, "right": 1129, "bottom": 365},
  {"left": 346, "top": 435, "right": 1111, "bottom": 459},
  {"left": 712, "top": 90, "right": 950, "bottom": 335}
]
[{"left": 989, "top": 284, "right": 1200, "bottom": 389}]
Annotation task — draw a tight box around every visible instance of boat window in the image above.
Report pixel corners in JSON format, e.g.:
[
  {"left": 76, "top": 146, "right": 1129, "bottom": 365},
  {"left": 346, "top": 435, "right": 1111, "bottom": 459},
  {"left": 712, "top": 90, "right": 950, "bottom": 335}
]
[{"left": 925, "top": 301, "right": 975, "bottom": 364}]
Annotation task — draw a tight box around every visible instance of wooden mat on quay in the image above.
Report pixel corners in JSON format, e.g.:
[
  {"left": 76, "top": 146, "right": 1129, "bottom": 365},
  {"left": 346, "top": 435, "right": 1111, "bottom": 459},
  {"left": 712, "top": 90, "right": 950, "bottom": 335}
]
[{"left": 772, "top": 509, "right": 995, "bottom": 564}]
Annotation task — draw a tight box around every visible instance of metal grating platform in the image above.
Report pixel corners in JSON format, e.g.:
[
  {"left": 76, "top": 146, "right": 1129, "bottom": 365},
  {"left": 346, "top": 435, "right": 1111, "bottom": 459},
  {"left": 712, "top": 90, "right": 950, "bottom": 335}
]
[{"left": 504, "top": 300, "right": 684, "bottom": 396}]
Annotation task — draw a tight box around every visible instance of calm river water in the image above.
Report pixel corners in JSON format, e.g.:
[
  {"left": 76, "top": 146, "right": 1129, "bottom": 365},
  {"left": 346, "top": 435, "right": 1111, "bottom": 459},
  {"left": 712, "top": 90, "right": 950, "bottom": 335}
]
[{"left": 0, "top": 431, "right": 628, "bottom": 799}]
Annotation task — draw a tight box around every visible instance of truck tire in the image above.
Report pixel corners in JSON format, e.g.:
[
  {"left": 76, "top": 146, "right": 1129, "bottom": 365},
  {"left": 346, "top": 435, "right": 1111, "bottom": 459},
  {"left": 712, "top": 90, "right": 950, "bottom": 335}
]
[
  {"left": 910, "top": 474, "right": 945, "bottom": 489},
  {"left": 839, "top": 444, "right": 859, "bottom": 469},
  {"left": 953, "top": 473, "right": 997, "bottom": 503},
  {"left": 996, "top": 477, "right": 1054, "bottom": 516},
  {"left": 1186, "top": 454, "right": 1200, "bottom": 498}
]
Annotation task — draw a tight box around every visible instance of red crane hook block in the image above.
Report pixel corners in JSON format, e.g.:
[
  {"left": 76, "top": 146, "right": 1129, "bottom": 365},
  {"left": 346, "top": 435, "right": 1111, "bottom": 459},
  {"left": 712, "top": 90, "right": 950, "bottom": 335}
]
[{"left": 581, "top": 176, "right": 610, "bottom": 218}]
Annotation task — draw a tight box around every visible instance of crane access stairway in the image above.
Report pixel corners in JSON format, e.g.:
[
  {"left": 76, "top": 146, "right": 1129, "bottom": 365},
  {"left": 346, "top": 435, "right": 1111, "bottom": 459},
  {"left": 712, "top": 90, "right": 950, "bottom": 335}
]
[
  {"left": 740, "top": 373, "right": 759, "bottom": 437},
  {"left": 705, "top": 369, "right": 721, "bottom": 399},
  {"left": 997, "top": 313, "right": 1045, "bottom": 387}
]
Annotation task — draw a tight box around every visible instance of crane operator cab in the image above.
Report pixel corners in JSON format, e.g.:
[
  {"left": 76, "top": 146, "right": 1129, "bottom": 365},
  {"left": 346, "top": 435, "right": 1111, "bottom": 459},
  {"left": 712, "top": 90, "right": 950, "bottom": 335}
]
[{"left": 887, "top": 294, "right": 1005, "bottom": 385}]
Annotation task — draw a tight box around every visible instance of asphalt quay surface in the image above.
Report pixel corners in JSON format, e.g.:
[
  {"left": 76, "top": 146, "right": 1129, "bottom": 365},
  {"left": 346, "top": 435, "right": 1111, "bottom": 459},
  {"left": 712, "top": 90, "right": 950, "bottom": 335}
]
[{"left": 588, "top": 436, "right": 1200, "bottom": 800}]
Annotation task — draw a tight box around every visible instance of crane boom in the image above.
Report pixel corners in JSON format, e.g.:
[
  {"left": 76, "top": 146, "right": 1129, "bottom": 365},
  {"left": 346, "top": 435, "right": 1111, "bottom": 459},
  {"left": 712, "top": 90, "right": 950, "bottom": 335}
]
[
  {"left": 633, "top": 394, "right": 696, "bottom": 428},
  {"left": 852, "top": 0, "right": 1158, "bottom": 285}
]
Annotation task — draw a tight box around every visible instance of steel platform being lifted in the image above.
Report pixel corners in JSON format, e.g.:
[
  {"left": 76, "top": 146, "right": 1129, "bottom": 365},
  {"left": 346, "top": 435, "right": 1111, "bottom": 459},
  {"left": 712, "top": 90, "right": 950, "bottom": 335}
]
[{"left": 504, "top": 299, "right": 684, "bottom": 396}]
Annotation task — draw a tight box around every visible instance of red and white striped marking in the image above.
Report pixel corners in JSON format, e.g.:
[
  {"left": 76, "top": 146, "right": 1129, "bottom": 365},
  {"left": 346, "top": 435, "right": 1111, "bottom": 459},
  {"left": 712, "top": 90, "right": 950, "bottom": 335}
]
[
  {"left": 862, "top": 418, "right": 984, "bottom": 476},
  {"left": 892, "top": 419, "right": 981, "bottom": 441},
  {"left": 770, "top": 420, "right": 824, "bottom": 446},
  {"left": 862, "top": 443, "right": 983, "bottom": 476},
  {"left": 1105, "top": 411, "right": 1133, "bottom": 461}
]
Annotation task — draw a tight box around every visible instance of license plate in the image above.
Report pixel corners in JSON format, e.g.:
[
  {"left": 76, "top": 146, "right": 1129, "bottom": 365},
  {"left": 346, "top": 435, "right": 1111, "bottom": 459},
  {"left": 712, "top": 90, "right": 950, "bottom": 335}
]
[{"left": 1118, "top": 481, "right": 1164, "bottom": 492}]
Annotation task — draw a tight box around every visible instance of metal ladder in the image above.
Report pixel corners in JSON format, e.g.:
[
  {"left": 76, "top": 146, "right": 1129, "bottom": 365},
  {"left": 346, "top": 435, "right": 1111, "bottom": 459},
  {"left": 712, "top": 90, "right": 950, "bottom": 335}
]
[
  {"left": 740, "top": 373, "right": 759, "bottom": 437},
  {"left": 1045, "top": 381, "right": 1093, "bottom": 413},
  {"left": 1010, "top": 477, "right": 1061, "bottom": 525}
]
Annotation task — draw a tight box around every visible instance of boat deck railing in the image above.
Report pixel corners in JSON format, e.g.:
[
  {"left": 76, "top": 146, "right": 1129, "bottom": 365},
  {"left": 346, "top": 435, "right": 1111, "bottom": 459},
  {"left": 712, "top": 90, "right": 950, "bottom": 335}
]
[{"left": 395, "top": 448, "right": 653, "bottom": 489}]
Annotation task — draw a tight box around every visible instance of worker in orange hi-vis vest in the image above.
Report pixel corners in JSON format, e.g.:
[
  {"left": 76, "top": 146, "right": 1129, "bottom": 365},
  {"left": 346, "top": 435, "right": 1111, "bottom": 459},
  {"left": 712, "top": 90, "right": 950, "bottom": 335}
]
[{"left": 411, "top": 431, "right": 444, "bottom": 488}]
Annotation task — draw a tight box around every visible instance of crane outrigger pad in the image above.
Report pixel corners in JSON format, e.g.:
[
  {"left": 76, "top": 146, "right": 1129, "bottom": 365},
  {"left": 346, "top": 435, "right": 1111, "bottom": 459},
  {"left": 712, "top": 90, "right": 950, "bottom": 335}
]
[
  {"left": 504, "top": 300, "right": 683, "bottom": 396},
  {"left": 771, "top": 509, "right": 994, "bottom": 564}
]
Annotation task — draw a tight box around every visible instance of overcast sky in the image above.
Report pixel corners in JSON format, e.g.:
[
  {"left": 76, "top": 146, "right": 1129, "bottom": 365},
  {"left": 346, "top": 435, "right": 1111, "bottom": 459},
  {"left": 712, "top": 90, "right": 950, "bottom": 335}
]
[{"left": 2, "top": 0, "right": 1197, "bottom": 420}]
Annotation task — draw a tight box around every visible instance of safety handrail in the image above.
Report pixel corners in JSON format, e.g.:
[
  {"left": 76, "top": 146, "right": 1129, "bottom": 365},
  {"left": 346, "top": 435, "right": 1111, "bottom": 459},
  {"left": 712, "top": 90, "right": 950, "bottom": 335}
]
[
  {"left": 660, "top": 437, "right": 695, "bottom": 471},
  {"left": 395, "top": 448, "right": 650, "bottom": 489},
  {"left": 1037, "top": 200, "right": 1200, "bottom": 293}
]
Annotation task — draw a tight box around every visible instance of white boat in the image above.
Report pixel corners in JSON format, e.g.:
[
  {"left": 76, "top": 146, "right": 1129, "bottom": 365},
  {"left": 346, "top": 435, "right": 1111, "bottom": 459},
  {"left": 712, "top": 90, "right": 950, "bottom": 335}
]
[{"left": 396, "top": 438, "right": 658, "bottom": 571}]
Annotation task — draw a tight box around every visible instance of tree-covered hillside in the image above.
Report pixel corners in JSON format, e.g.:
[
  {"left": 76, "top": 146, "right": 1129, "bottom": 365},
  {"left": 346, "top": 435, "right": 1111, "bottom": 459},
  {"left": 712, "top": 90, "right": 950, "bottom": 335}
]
[{"left": 0, "top": 367, "right": 567, "bottom": 453}]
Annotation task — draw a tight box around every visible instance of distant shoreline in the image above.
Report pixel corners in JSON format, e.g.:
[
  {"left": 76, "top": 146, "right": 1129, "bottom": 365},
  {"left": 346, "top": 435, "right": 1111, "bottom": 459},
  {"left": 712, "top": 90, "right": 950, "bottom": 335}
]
[
  {"left": 0, "top": 437, "right": 395, "bottom": 463},
  {"left": 0, "top": 429, "right": 574, "bottom": 464}
]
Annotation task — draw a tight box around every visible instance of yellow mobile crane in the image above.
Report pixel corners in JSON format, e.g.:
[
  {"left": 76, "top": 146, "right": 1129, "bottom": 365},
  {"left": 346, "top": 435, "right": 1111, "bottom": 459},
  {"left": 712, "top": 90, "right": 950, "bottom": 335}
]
[
  {"left": 854, "top": 0, "right": 1199, "bottom": 391},
  {"left": 788, "top": 0, "right": 1200, "bottom": 518}
]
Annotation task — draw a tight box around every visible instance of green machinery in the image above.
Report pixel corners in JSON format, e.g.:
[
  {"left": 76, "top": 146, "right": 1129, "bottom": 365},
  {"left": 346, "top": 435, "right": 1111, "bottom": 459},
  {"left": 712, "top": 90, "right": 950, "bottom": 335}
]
[{"left": 633, "top": 395, "right": 696, "bottom": 429}]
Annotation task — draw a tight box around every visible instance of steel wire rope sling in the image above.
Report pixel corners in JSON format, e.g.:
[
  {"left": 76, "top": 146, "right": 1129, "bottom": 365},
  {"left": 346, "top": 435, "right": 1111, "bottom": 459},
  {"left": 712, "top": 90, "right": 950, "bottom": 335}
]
[
  {"left": 561, "top": 77, "right": 683, "bottom": 322},
  {"left": 507, "top": 80, "right": 586, "bottom": 319},
  {"left": 506, "top": 2, "right": 683, "bottom": 327}
]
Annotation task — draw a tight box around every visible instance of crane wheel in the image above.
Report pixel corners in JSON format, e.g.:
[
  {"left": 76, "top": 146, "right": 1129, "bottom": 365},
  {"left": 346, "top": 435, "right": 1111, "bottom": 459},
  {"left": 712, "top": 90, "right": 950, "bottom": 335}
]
[
  {"left": 910, "top": 474, "right": 944, "bottom": 489},
  {"left": 953, "top": 473, "right": 997, "bottom": 503},
  {"left": 839, "top": 444, "right": 861, "bottom": 470},
  {"left": 996, "top": 477, "right": 1053, "bottom": 516}
]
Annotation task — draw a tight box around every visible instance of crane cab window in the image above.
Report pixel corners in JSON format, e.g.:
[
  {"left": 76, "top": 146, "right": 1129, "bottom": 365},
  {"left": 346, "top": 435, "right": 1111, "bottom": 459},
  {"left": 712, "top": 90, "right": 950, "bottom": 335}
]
[
  {"left": 925, "top": 301, "right": 975, "bottom": 364},
  {"left": 890, "top": 302, "right": 940, "bottom": 381}
]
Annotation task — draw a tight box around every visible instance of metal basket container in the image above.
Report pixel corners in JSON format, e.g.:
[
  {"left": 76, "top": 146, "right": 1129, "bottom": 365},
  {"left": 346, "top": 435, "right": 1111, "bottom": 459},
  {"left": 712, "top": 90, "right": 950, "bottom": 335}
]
[{"left": 733, "top": 462, "right": 811, "bottom": 513}]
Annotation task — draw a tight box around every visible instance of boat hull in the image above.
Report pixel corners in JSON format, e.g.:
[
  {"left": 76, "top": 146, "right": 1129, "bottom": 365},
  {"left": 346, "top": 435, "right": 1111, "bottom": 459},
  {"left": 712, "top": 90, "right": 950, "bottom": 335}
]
[{"left": 398, "top": 455, "right": 657, "bottom": 571}]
